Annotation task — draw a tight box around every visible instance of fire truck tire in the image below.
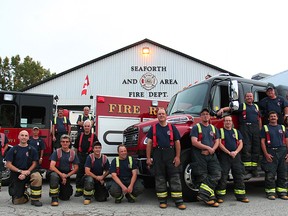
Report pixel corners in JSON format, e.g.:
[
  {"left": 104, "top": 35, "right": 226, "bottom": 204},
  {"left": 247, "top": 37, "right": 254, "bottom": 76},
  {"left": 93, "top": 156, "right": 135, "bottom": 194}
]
[
  {"left": 180, "top": 148, "right": 198, "bottom": 202},
  {"left": 1, "top": 168, "right": 11, "bottom": 186}
]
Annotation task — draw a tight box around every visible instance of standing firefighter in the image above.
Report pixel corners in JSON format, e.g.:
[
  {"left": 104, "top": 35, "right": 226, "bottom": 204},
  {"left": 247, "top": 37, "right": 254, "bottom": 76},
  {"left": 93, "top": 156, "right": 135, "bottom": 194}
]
[
  {"left": 5, "top": 130, "right": 43, "bottom": 206},
  {"left": 260, "top": 111, "right": 288, "bottom": 200},
  {"left": 109, "top": 144, "right": 144, "bottom": 204},
  {"left": 83, "top": 141, "right": 110, "bottom": 205},
  {"left": 77, "top": 106, "right": 94, "bottom": 134},
  {"left": 217, "top": 92, "right": 262, "bottom": 177},
  {"left": 48, "top": 134, "right": 79, "bottom": 206},
  {"left": 190, "top": 108, "right": 221, "bottom": 207},
  {"left": 146, "top": 108, "right": 186, "bottom": 210},
  {"left": 52, "top": 108, "right": 71, "bottom": 149},
  {"left": 74, "top": 119, "right": 99, "bottom": 197},
  {"left": 0, "top": 123, "right": 9, "bottom": 191},
  {"left": 215, "top": 115, "right": 249, "bottom": 203}
]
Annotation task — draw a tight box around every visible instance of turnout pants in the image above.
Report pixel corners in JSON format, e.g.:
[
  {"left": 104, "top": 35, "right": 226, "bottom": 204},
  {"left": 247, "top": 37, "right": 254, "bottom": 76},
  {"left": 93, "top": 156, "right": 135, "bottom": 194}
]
[
  {"left": 153, "top": 147, "right": 184, "bottom": 205},
  {"left": 109, "top": 177, "right": 144, "bottom": 201},
  {"left": 48, "top": 171, "right": 73, "bottom": 200},
  {"left": 9, "top": 171, "right": 42, "bottom": 204},
  {"left": 261, "top": 146, "right": 287, "bottom": 197},
  {"left": 191, "top": 150, "right": 221, "bottom": 202},
  {"left": 239, "top": 123, "right": 260, "bottom": 172},
  {"left": 83, "top": 176, "right": 109, "bottom": 201},
  {"left": 216, "top": 152, "right": 246, "bottom": 199},
  {"left": 75, "top": 153, "right": 88, "bottom": 193}
]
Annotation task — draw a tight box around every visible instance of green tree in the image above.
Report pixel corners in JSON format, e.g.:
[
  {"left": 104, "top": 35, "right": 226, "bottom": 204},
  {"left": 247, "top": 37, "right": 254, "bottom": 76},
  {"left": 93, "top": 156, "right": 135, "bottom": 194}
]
[{"left": 0, "top": 55, "right": 55, "bottom": 91}]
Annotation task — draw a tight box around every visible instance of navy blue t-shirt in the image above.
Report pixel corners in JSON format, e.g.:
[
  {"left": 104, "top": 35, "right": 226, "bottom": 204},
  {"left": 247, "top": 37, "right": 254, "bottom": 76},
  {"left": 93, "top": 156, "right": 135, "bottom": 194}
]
[
  {"left": 5, "top": 145, "right": 38, "bottom": 170},
  {"left": 28, "top": 137, "right": 46, "bottom": 155},
  {"left": 146, "top": 123, "right": 180, "bottom": 148},
  {"left": 237, "top": 103, "right": 260, "bottom": 124},
  {"left": 74, "top": 133, "right": 99, "bottom": 153},
  {"left": 259, "top": 96, "right": 288, "bottom": 121},
  {"left": 50, "top": 149, "right": 79, "bottom": 173},
  {"left": 84, "top": 154, "right": 110, "bottom": 175},
  {"left": 220, "top": 128, "right": 243, "bottom": 151},
  {"left": 190, "top": 123, "right": 220, "bottom": 147},
  {"left": 260, "top": 124, "right": 288, "bottom": 148},
  {"left": 53, "top": 117, "right": 71, "bottom": 133},
  {"left": 109, "top": 156, "right": 137, "bottom": 178}
]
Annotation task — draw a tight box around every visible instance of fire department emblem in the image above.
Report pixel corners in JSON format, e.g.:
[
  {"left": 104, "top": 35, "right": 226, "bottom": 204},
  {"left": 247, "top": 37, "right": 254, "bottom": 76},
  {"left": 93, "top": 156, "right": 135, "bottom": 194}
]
[
  {"left": 279, "top": 129, "right": 283, "bottom": 134},
  {"left": 139, "top": 73, "right": 157, "bottom": 90}
]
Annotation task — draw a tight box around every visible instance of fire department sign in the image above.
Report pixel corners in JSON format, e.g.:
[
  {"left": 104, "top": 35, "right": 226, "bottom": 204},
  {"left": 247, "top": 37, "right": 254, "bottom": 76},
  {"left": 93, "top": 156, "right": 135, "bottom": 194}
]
[{"left": 139, "top": 73, "right": 158, "bottom": 90}]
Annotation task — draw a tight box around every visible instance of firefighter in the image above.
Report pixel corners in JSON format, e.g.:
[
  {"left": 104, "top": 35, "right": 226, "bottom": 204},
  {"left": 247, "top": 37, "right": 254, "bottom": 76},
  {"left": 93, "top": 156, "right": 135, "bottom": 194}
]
[
  {"left": 5, "top": 130, "right": 43, "bottom": 206},
  {"left": 146, "top": 108, "right": 186, "bottom": 210},
  {"left": 190, "top": 108, "right": 221, "bottom": 207},
  {"left": 48, "top": 134, "right": 79, "bottom": 206},
  {"left": 77, "top": 106, "right": 94, "bottom": 133},
  {"left": 218, "top": 92, "right": 262, "bottom": 177},
  {"left": 259, "top": 85, "right": 288, "bottom": 125},
  {"left": 74, "top": 120, "right": 99, "bottom": 197},
  {"left": 0, "top": 123, "right": 9, "bottom": 191},
  {"left": 52, "top": 108, "right": 72, "bottom": 149},
  {"left": 260, "top": 111, "right": 288, "bottom": 200},
  {"left": 215, "top": 115, "right": 249, "bottom": 203},
  {"left": 28, "top": 127, "right": 46, "bottom": 169},
  {"left": 83, "top": 141, "right": 110, "bottom": 205},
  {"left": 109, "top": 144, "right": 144, "bottom": 203}
]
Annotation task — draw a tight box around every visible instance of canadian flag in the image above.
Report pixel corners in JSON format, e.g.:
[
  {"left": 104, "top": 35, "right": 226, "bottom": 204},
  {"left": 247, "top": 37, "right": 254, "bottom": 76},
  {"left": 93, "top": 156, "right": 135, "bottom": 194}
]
[{"left": 81, "top": 75, "right": 90, "bottom": 96}]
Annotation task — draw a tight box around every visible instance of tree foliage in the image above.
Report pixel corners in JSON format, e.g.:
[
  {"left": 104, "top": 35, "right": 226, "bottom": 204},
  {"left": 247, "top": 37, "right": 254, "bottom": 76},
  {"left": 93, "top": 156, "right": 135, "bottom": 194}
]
[{"left": 0, "top": 55, "right": 55, "bottom": 91}]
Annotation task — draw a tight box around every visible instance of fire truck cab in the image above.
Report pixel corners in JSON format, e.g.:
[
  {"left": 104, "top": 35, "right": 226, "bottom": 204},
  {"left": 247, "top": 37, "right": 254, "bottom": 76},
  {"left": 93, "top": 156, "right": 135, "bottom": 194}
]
[
  {"left": 0, "top": 90, "right": 54, "bottom": 185},
  {"left": 123, "top": 74, "right": 288, "bottom": 201}
]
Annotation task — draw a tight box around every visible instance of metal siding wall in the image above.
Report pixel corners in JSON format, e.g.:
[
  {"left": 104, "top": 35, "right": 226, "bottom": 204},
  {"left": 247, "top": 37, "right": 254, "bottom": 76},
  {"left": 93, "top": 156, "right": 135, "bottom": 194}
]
[{"left": 25, "top": 42, "right": 222, "bottom": 106}]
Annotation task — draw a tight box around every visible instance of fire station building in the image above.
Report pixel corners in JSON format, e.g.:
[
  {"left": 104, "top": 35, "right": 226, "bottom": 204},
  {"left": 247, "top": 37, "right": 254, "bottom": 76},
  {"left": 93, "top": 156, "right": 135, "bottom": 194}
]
[{"left": 23, "top": 38, "right": 239, "bottom": 110}]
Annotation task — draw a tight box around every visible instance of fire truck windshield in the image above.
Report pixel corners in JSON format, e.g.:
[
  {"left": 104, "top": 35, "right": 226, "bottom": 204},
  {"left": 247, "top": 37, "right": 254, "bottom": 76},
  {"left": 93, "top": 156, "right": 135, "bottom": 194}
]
[{"left": 167, "top": 83, "right": 208, "bottom": 116}]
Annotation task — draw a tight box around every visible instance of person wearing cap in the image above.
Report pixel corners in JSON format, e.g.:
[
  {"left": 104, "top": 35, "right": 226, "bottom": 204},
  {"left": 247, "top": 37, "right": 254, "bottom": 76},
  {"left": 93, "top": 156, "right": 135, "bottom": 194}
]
[
  {"left": 259, "top": 85, "right": 288, "bottom": 125},
  {"left": 28, "top": 127, "right": 46, "bottom": 168},
  {"left": 260, "top": 111, "right": 288, "bottom": 200},
  {"left": 146, "top": 108, "right": 186, "bottom": 210},
  {"left": 190, "top": 108, "right": 221, "bottom": 207},
  {"left": 0, "top": 123, "right": 9, "bottom": 191},
  {"left": 217, "top": 92, "right": 262, "bottom": 177}
]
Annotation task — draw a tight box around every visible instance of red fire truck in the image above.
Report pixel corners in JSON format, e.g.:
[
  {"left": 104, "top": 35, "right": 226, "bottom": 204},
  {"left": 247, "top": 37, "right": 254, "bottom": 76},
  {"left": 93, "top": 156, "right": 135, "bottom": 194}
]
[
  {"left": 94, "top": 95, "right": 169, "bottom": 158},
  {"left": 0, "top": 90, "right": 54, "bottom": 185},
  {"left": 123, "top": 74, "right": 288, "bottom": 201}
]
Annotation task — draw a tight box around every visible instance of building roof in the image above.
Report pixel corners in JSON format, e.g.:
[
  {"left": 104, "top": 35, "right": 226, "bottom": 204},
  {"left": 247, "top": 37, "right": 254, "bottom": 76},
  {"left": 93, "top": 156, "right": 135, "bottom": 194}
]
[{"left": 22, "top": 38, "right": 240, "bottom": 91}]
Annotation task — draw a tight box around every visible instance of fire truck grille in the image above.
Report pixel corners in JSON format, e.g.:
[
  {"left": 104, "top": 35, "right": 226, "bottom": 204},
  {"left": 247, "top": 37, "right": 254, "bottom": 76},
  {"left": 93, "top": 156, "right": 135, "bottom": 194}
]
[{"left": 123, "top": 127, "right": 139, "bottom": 146}]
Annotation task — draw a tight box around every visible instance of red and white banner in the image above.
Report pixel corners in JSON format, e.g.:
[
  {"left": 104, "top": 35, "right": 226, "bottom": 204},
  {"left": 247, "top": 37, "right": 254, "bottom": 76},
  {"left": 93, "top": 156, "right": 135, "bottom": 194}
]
[{"left": 81, "top": 75, "right": 90, "bottom": 96}]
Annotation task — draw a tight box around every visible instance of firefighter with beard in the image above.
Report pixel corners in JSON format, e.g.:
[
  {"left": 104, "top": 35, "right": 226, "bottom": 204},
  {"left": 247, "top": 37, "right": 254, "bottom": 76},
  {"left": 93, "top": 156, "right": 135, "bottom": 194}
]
[
  {"left": 74, "top": 119, "right": 99, "bottom": 197},
  {"left": 5, "top": 130, "right": 43, "bottom": 206},
  {"left": 146, "top": 108, "right": 186, "bottom": 210}
]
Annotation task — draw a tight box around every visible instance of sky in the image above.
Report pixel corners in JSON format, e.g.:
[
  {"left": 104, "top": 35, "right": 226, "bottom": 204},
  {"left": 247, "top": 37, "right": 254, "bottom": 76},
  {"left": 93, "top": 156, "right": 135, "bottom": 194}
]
[{"left": 1, "top": 0, "right": 288, "bottom": 79}]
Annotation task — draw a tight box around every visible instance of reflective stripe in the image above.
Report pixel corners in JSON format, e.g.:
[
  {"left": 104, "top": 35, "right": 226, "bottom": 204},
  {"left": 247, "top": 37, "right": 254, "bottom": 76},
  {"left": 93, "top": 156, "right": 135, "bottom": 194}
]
[
  {"left": 234, "top": 189, "right": 246, "bottom": 195},
  {"left": 171, "top": 192, "right": 183, "bottom": 198},
  {"left": 76, "top": 188, "right": 84, "bottom": 192},
  {"left": 251, "top": 162, "right": 258, "bottom": 167},
  {"left": 157, "top": 192, "right": 168, "bottom": 198},
  {"left": 216, "top": 189, "right": 226, "bottom": 195},
  {"left": 130, "top": 193, "right": 136, "bottom": 199},
  {"left": 83, "top": 190, "right": 94, "bottom": 196},
  {"left": 276, "top": 187, "right": 287, "bottom": 193},
  {"left": 50, "top": 188, "right": 59, "bottom": 194},
  {"left": 200, "top": 183, "right": 215, "bottom": 196},
  {"left": 265, "top": 188, "right": 276, "bottom": 193},
  {"left": 243, "top": 162, "right": 252, "bottom": 167},
  {"left": 116, "top": 194, "right": 124, "bottom": 200},
  {"left": 116, "top": 156, "right": 133, "bottom": 176},
  {"left": 31, "top": 190, "right": 42, "bottom": 196}
]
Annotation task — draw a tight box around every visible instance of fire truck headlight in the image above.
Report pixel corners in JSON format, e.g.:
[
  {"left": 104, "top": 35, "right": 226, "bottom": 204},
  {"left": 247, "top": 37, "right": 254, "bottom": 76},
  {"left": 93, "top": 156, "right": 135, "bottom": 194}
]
[{"left": 142, "top": 126, "right": 151, "bottom": 133}]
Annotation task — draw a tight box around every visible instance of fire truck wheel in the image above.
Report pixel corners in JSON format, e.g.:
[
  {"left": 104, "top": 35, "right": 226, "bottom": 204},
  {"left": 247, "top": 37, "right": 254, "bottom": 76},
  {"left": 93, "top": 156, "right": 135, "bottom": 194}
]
[
  {"left": 1, "top": 168, "right": 11, "bottom": 186},
  {"left": 180, "top": 148, "right": 198, "bottom": 202}
]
